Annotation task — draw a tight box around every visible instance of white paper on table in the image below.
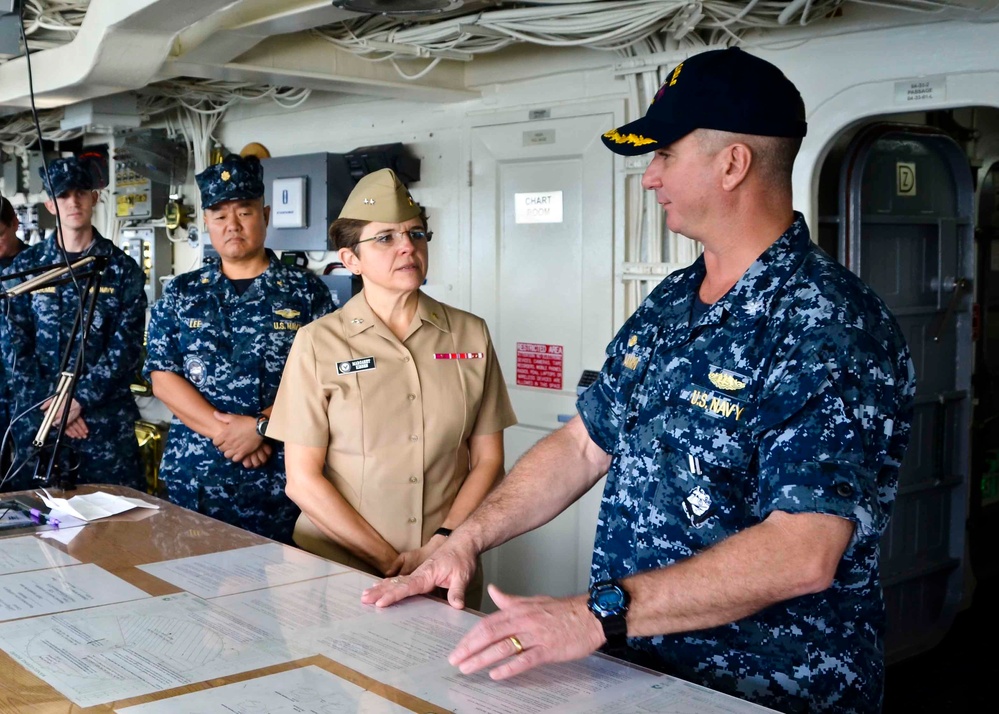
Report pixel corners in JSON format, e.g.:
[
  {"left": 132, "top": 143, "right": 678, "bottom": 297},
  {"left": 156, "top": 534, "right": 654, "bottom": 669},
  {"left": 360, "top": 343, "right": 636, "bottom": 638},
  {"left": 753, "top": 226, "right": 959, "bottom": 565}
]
[
  {"left": 0, "top": 591, "right": 299, "bottom": 708},
  {"left": 211, "top": 570, "right": 385, "bottom": 633},
  {"left": 386, "top": 652, "right": 663, "bottom": 714},
  {"left": 37, "top": 523, "right": 87, "bottom": 546},
  {"left": 38, "top": 490, "right": 159, "bottom": 522},
  {"left": 304, "top": 598, "right": 482, "bottom": 680},
  {"left": 115, "top": 664, "right": 412, "bottom": 714},
  {"left": 0, "top": 562, "right": 148, "bottom": 621},
  {"left": 545, "top": 676, "right": 780, "bottom": 713},
  {"left": 137, "top": 542, "right": 349, "bottom": 598},
  {"left": 0, "top": 535, "right": 80, "bottom": 575}
]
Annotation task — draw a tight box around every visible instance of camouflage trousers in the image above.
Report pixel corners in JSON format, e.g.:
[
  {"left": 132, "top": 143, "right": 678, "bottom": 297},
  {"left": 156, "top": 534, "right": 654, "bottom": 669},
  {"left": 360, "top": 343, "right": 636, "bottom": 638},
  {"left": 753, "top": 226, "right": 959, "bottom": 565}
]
[{"left": 159, "top": 432, "right": 298, "bottom": 544}]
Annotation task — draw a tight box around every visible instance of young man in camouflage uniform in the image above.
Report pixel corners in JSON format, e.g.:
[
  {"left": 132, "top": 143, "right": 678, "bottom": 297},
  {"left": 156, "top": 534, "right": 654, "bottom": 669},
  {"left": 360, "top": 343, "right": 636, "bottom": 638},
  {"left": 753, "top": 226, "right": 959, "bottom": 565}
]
[
  {"left": 363, "top": 48, "right": 917, "bottom": 714},
  {"left": 144, "top": 154, "right": 333, "bottom": 543},
  {"left": 0, "top": 159, "right": 146, "bottom": 491}
]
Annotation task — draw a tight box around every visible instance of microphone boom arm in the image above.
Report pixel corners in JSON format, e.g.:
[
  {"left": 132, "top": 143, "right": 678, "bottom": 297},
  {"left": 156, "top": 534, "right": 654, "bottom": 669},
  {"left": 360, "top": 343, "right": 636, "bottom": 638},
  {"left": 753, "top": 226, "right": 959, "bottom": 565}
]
[{"left": 1, "top": 254, "right": 108, "bottom": 489}]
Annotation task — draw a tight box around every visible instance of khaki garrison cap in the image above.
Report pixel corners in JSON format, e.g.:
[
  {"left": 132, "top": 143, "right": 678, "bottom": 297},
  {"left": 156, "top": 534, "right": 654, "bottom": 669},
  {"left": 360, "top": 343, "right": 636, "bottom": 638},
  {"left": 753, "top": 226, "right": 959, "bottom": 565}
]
[{"left": 338, "top": 168, "right": 421, "bottom": 223}]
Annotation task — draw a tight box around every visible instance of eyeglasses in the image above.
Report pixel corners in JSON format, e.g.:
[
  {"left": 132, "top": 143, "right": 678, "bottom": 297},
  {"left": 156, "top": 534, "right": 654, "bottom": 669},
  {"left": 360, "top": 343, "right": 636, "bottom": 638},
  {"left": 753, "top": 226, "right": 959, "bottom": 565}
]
[{"left": 355, "top": 229, "right": 433, "bottom": 248}]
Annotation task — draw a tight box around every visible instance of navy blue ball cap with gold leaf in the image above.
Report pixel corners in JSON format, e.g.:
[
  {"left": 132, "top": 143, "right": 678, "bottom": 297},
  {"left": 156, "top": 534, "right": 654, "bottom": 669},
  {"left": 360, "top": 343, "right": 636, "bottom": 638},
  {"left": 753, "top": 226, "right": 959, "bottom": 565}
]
[
  {"left": 39, "top": 156, "right": 96, "bottom": 197},
  {"left": 196, "top": 153, "right": 265, "bottom": 209},
  {"left": 601, "top": 47, "right": 807, "bottom": 156}
]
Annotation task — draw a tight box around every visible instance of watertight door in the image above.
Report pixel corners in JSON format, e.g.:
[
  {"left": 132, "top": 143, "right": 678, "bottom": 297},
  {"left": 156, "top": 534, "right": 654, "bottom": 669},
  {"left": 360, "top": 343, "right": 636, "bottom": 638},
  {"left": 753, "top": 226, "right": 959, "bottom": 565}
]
[
  {"left": 470, "top": 112, "right": 615, "bottom": 605},
  {"left": 840, "top": 124, "right": 975, "bottom": 663}
]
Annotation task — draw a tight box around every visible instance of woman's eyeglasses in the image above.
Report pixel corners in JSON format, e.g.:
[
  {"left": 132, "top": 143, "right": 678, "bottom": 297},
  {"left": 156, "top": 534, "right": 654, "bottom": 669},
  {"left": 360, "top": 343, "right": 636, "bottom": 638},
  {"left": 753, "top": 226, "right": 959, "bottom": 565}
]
[{"left": 356, "top": 229, "right": 433, "bottom": 248}]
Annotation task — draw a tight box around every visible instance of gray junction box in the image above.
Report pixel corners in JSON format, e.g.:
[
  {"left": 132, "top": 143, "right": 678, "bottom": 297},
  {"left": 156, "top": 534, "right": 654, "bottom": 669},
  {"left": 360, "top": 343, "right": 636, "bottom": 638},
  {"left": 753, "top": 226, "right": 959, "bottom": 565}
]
[{"left": 260, "top": 152, "right": 356, "bottom": 252}]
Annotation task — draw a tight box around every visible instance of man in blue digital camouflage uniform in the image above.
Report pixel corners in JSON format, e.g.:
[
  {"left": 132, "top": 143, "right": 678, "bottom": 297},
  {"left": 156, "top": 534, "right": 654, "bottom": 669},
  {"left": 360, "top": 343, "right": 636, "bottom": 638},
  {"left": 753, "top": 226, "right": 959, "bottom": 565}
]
[
  {"left": 0, "top": 158, "right": 146, "bottom": 492},
  {"left": 0, "top": 195, "right": 26, "bottom": 271},
  {"left": 1, "top": 195, "right": 27, "bottom": 475},
  {"left": 363, "top": 48, "right": 917, "bottom": 714},
  {"left": 144, "top": 154, "right": 333, "bottom": 543}
]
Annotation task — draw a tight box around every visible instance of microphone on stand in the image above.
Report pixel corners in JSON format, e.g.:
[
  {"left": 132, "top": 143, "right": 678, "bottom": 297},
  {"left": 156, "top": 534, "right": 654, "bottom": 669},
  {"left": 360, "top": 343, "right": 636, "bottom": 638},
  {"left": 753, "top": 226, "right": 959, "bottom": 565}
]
[
  {"left": 0, "top": 256, "right": 105, "bottom": 299},
  {"left": 0, "top": 253, "right": 109, "bottom": 489},
  {"left": 33, "top": 371, "right": 74, "bottom": 448}
]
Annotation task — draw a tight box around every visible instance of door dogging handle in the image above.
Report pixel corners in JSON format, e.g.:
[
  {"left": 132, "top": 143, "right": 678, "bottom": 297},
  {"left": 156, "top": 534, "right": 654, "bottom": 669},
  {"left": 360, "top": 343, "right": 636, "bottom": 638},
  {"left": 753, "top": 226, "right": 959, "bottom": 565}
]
[{"left": 930, "top": 276, "right": 971, "bottom": 343}]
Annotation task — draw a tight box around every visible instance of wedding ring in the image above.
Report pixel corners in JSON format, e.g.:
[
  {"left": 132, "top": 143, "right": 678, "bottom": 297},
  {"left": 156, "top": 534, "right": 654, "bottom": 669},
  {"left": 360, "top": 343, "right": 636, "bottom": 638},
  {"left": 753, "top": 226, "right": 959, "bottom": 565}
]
[
  {"left": 390, "top": 578, "right": 401, "bottom": 583},
  {"left": 509, "top": 635, "right": 524, "bottom": 655}
]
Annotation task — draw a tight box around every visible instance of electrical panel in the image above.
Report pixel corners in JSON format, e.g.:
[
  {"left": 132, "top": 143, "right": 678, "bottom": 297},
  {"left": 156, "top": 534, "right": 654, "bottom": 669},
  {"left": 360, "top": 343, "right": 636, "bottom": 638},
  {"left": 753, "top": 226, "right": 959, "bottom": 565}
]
[
  {"left": 259, "top": 145, "right": 421, "bottom": 252},
  {"left": 121, "top": 227, "right": 171, "bottom": 303},
  {"left": 26, "top": 150, "right": 46, "bottom": 195},
  {"left": 113, "top": 129, "right": 188, "bottom": 185},
  {"left": 343, "top": 143, "right": 421, "bottom": 185},
  {"left": 114, "top": 166, "right": 168, "bottom": 220},
  {"left": 16, "top": 203, "right": 50, "bottom": 233},
  {"left": 259, "top": 152, "right": 353, "bottom": 252},
  {"left": 320, "top": 272, "right": 362, "bottom": 309},
  {"left": 112, "top": 128, "right": 187, "bottom": 220},
  {"left": 1, "top": 152, "right": 22, "bottom": 194}
]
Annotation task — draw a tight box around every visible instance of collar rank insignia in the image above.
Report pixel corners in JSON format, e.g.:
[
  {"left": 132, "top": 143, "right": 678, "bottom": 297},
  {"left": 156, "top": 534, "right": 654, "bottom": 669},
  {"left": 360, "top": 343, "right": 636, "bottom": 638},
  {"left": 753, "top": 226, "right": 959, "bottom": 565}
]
[
  {"left": 221, "top": 170, "right": 231, "bottom": 181},
  {"left": 274, "top": 308, "right": 300, "bottom": 319},
  {"left": 708, "top": 372, "right": 747, "bottom": 391}
]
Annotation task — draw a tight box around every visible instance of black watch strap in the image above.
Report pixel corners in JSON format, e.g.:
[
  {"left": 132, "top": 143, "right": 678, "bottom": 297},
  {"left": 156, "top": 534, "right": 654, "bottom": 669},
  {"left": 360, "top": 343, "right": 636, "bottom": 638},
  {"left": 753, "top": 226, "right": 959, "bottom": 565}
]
[
  {"left": 434, "top": 527, "right": 452, "bottom": 538},
  {"left": 588, "top": 578, "right": 630, "bottom": 655}
]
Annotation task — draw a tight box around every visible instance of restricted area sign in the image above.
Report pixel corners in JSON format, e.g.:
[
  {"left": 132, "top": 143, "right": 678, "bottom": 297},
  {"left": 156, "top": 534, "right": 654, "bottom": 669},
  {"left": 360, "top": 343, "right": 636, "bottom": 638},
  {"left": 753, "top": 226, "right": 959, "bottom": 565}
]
[{"left": 516, "top": 342, "right": 563, "bottom": 390}]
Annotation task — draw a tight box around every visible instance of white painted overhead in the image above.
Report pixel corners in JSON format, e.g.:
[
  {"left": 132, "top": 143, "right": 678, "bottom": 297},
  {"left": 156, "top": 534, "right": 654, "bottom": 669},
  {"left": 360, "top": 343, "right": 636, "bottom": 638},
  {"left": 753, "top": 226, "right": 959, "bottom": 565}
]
[
  {"left": 0, "top": 0, "right": 479, "bottom": 112},
  {"left": 3, "top": 1, "right": 996, "bottom": 120},
  {"left": 0, "top": 0, "right": 239, "bottom": 110}
]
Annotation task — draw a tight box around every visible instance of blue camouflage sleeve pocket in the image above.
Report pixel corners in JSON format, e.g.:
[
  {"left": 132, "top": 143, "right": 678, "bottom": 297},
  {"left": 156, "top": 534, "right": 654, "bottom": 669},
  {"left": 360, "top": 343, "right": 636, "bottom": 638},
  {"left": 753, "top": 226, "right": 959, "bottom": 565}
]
[{"left": 143, "top": 284, "right": 183, "bottom": 379}]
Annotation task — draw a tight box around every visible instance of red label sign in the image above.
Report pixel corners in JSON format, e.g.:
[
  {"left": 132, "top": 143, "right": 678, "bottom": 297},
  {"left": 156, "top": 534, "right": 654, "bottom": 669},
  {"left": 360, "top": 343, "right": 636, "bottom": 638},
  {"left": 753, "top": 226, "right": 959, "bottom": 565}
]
[{"left": 516, "top": 342, "right": 563, "bottom": 390}]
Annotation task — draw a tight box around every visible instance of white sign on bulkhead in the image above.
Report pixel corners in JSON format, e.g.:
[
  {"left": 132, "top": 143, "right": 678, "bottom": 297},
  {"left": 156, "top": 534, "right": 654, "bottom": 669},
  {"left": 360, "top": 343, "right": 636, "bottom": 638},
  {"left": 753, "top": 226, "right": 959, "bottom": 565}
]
[{"left": 514, "top": 190, "right": 564, "bottom": 224}]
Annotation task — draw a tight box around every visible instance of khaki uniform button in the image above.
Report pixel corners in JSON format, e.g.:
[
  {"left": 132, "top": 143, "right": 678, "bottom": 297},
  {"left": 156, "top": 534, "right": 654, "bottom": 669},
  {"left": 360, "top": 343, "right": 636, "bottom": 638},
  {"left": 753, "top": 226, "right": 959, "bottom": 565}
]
[
  {"left": 408, "top": 517, "right": 417, "bottom": 523},
  {"left": 403, "top": 356, "right": 411, "bottom": 362},
  {"left": 408, "top": 393, "right": 417, "bottom": 401},
  {"left": 409, "top": 476, "right": 418, "bottom": 483},
  {"left": 410, "top": 434, "right": 419, "bottom": 441}
]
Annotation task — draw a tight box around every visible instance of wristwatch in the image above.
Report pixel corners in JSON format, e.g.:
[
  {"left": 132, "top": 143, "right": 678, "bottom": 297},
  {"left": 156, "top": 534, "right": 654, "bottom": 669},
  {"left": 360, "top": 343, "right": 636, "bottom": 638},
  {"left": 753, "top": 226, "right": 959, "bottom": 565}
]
[
  {"left": 255, "top": 414, "right": 269, "bottom": 438},
  {"left": 587, "top": 578, "right": 630, "bottom": 655}
]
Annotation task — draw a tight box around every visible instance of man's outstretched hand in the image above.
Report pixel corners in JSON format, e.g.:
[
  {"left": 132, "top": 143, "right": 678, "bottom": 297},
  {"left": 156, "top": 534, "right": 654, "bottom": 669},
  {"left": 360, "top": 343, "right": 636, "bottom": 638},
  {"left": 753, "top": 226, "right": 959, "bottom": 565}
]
[{"left": 447, "top": 584, "right": 606, "bottom": 680}]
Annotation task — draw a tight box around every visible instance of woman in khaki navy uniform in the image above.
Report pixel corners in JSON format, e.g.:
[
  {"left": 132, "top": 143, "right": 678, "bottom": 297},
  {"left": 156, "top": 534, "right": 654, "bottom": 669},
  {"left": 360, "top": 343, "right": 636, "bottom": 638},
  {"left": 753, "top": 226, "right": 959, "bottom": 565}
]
[{"left": 268, "top": 169, "right": 515, "bottom": 607}]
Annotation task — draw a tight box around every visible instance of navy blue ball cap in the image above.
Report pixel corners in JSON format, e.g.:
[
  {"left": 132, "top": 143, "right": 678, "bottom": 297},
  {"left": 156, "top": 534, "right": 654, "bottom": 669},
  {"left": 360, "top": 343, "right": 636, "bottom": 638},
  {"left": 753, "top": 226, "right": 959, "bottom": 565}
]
[
  {"left": 602, "top": 47, "right": 807, "bottom": 156},
  {"left": 196, "top": 153, "right": 265, "bottom": 209},
  {"left": 39, "top": 157, "right": 96, "bottom": 197}
]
